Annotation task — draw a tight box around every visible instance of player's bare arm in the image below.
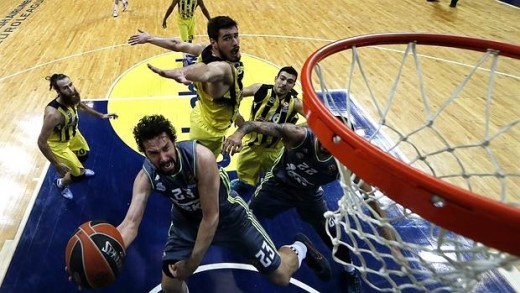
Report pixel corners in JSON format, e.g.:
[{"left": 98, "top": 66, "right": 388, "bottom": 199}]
[
  {"left": 148, "top": 62, "right": 233, "bottom": 98},
  {"left": 128, "top": 29, "right": 206, "bottom": 56},
  {"left": 222, "top": 121, "right": 306, "bottom": 155},
  {"left": 117, "top": 169, "right": 153, "bottom": 249},
  {"left": 294, "top": 98, "right": 304, "bottom": 116},
  {"left": 169, "top": 144, "right": 219, "bottom": 280},
  {"left": 241, "top": 83, "right": 261, "bottom": 97},
  {"left": 77, "top": 102, "right": 118, "bottom": 119},
  {"left": 162, "top": 0, "right": 179, "bottom": 28},
  {"left": 37, "top": 107, "right": 68, "bottom": 175},
  {"left": 198, "top": 0, "right": 211, "bottom": 20}
]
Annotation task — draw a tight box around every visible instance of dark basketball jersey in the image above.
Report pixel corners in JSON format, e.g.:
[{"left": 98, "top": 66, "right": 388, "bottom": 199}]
[
  {"left": 266, "top": 128, "right": 339, "bottom": 189},
  {"left": 142, "top": 140, "right": 240, "bottom": 223},
  {"left": 193, "top": 45, "right": 244, "bottom": 131},
  {"left": 245, "top": 84, "right": 300, "bottom": 148},
  {"left": 46, "top": 98, "right": 79, "bottom": 142}
]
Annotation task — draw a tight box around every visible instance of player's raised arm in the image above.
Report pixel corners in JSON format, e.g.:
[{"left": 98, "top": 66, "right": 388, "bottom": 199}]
[{"left": 128, "top": 29, "right": 206, "bottom": 56}]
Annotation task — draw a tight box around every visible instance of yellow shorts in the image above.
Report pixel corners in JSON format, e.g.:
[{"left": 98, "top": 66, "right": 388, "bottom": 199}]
[
  {"left": 189, "top": 107, "right": 226, "bottom": 157},
  {"left": 176, "top": 14, "right": 195, "bottom": 42},
  {"left": 48, "top": 131, "right": 90, "bottom": 176},
  {"left": 236, "top": 144, "right": 283, "bottom": 186}
]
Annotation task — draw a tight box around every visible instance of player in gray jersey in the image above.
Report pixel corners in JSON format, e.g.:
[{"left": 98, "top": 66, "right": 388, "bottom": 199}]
[
  {"left": 223, "top": 121, "right": 403, "bottom": 292},
  {"left": 116, "top": 115, "right": 331, "bottom": 293}
]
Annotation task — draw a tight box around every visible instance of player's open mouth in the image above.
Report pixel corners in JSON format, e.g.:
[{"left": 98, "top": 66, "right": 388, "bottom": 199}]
[{"left": 162, "top": 161, "right": 175, "bottom": 171}]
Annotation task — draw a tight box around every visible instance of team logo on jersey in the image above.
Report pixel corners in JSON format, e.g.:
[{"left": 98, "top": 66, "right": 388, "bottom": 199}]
[
  {"left": 156, "top": 182, "right": 166, "bottom": 192},
  {"left": 295, "top": 152, "right": 304, "bottom": 160}
]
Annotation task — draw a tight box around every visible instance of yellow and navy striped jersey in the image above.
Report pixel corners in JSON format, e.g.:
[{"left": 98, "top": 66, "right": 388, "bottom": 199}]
[
  {"left": 46, "top": 98, "right": 79, "bottom": 142},
  {"left": 245, "top": 84, "right": 300, "bottom": 148}
]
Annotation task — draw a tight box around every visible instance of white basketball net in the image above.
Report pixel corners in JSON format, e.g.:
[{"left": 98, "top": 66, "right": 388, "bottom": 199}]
[{"left": 312, "top": 41, "right": 520, "bottom": 292}]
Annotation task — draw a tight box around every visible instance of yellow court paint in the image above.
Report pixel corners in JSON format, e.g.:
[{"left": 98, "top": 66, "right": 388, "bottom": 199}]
[{"left": 107, "top": 52, "right": 302, "bottom": 170}]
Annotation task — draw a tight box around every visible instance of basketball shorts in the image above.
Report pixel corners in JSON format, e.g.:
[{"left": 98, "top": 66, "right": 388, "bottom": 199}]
[
  {"left": 162, "top": 192, "right": 282, "bottom": 275},
  {"left": 236, "top": 144, "right": 283, "bottom": 186},
  {"left": 189, "top": 107, "right": 227, "bottom": 157},
  {"left": 48, "top": 131, "right": 90, "bottom": 176},
  {"left": 176, "top": 14, "right": 195, "bottom": 43},
  {"left": 250, "top": 177, "right": 328, "bottom": 229}
]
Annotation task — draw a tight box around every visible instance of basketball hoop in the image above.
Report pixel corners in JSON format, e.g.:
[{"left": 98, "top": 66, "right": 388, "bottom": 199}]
[{"left": 302, "top": 33, "right": 520, "bottom": 291}]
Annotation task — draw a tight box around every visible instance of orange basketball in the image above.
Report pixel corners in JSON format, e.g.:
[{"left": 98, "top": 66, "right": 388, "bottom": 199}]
[{"left": 65, "top": 220, "right": 126, "bottom": 289}]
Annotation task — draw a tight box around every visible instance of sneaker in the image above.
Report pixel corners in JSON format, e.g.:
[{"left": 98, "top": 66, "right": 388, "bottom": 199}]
[
  {"left": 112, "top": 9, "right": 118, "bottom": 17},
  {"left": 230, "top": 179, "right": 253, "bottom": 193},
  {"left": 84, "top": 169, "right": 95, "bottom": 177},
  {"left": 55, "top": 179, "right": 73, "bottom": 199},
  {"left": 122, "top": 0, "right": 128, "bottom": 11},
  {"left": 295, "top": 233, "right": 332, "bottom": 281},
  {"left": 342, "top": 270, "right": 362, "bottom": 293}
]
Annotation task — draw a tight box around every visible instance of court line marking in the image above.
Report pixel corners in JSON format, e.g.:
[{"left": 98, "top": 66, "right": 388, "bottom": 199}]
[
  {"left": 147, "top": 262, "right": 320, "bottom": 293},
  {"left": 0, "top": 161, "right": 49, "bottom": 285},
  {"left": 1, "top": 34, "right": 519, "bottom": 83},
  {"left": 496, "top": 0, "right": 520, "bottom": 9}
]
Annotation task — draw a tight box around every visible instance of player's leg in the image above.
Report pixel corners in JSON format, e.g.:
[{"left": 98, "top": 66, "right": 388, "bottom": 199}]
[
  {"left": 69, "top": 131, "right": 95, "bottom": 176},
  {"left": 48, "top": 141, "right": 83, "bottom": 199},
  {"left": 249, "top": 179, "right": 293, "bottom": 219},
  {"left": 188, "top": 108, "right": 224, "bottom": 157},
  {"left": 113, "top": 0, "right": 119, "bottom": 17},
  {"left": 176, "top": 15, "right": 190, "bottom": 43},
  {"left": 161, "top": 270, "right": 188, "bottom": 293},
  {"left": 232, "top": 145, "right": 260, "bottom": 193},
  {"left": 186, "top": 17, "right": 195, "bottom": 44},
  {"left": 220, "top": 194, "right": 330, "bottom": 285},
  {"left": 296, "top": 188, "right": 361, "bottom": 289},
  {"left": 161, "top": 217, "right": 196, "bottom": 293}
]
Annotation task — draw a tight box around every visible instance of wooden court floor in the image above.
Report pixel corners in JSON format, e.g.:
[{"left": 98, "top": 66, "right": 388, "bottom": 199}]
[{"left": 1, "top": 0, "right": 519, "bottom": 289}]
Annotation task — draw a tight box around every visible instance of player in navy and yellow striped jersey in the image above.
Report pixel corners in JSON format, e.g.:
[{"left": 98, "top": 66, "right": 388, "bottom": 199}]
[
  {"left": 162, "top": 0, "right": 211, "bottom": 43},
  {"left": 231, "top": 66, "right": 304, "bottom": 192},
  {"left": 37, "top": 74, "right": 118, "bottom": 199},
  {"left": 129, "top": 16, "right": 245, "bottom": 157}
]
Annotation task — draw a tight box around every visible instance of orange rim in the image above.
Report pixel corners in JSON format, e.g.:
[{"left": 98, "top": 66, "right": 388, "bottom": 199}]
[{"left": 301, "top": 33, "right": 520, "bottom": 256}]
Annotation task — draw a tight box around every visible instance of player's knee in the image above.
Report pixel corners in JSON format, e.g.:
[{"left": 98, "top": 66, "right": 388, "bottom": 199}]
[
  {"left": 70, "top": 173, "right": 86, "bottom": 182},
  {"left": 76, "top": 150, "right": 89, "bottom": 163}
]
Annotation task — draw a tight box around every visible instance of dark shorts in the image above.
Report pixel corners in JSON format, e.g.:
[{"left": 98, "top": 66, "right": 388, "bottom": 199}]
[
  {"left": 162, "top": 194, "right": 281, "bottom": 278},
  {"left": 250, "top": 178, "right": 329, "bottom": 229}
]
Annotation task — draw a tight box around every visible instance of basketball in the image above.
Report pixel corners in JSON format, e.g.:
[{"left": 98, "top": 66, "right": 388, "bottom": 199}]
[{"left": 65, "top": 220, "right": 126, "bottom": 289}]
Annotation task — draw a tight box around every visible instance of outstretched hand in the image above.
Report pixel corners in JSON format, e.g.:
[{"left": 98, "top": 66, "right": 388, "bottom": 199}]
[
  {"left": 222, "top": 133, "right": 244, "bottom": 156},
  {"left": 128, "top": 29, "right": 150, "bottom": 46},
  {"left": 102, "top": 113, "right": 119, "bottom": 119},
  {"left": 147, "top": 64, "right": 191, "bottom": 85}
]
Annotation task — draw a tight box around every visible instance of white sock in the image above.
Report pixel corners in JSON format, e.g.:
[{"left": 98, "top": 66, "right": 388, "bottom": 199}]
[{"left": 284, "top": 241, "right": 307, "bottom": 267}]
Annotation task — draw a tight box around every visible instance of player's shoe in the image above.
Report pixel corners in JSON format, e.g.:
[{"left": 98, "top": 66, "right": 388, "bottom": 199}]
[
  {"left": 84, "top": 169, "right": 95, "bottom": 177},
  {"left": 112, "top": 9, "right": 118, "bottom": 17},
  {"left": 122, "top": 0, "right": 128, "bottom": 11},
  {"left": 55, "top": 179, "right": 73, "bottom": 200},
  {"left": 342, "top": 270, "right": 362, "bottom": 293},
  {"left": 295, "top": 233, "right": 332, "bottom": 281}
]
